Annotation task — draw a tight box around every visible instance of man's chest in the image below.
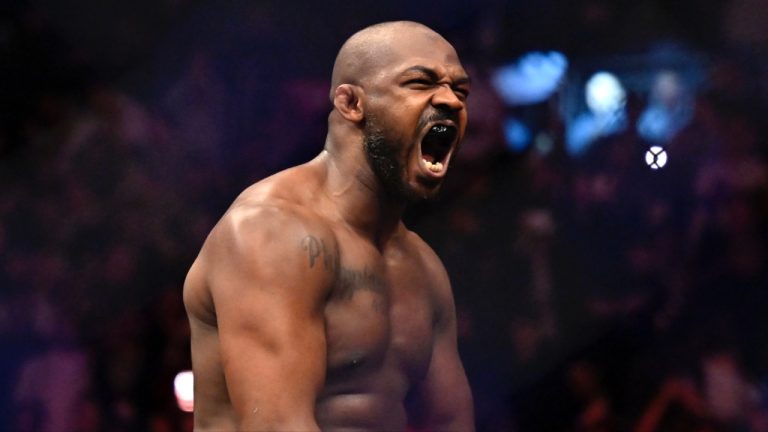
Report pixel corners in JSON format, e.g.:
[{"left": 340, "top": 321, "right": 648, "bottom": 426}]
[{"left": 322, "top": 239, "right": 437, "bottom": 384}]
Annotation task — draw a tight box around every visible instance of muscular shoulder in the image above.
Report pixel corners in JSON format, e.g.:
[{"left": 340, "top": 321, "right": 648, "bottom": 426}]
[
  {"left": 209, "top": 197, "right": 336, "bottom": 280},
  {"left": 401, "top": 229, "right": 456, "bottom": 328},
  {"left": 402, "top": 229, "right": 450, "bottom": 286},
  {"left": 184, "top": 181, "right": 337, "bottom": 323},
  {"left": 205, "top": 163, "right": 333, "bottom": 269}
]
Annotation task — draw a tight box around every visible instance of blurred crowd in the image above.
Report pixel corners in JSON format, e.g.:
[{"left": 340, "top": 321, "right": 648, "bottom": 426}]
[
  {"left": 409, "top": 52, "right": 768, "bottom": 431},
  {"left": 2, "top": 1, "right": 768, "bottom": 431}
]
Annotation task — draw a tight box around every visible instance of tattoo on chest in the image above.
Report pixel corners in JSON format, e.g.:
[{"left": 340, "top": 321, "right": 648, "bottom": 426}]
[
  {"left": 336, "top": 266, "right": 387, "bottom": 300},
  {"left": 301, "top": 235, "right": 388, "bottom": 312},
  {"left": 336, "top": 267, "right": 388, "bottom": 313}
]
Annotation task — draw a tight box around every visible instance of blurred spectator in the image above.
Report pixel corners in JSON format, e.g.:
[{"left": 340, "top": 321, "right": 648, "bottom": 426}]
[
  {"left": 12, "top": 297, "right": 89, "bottom": 432},
  {"left": 1, "top": 2, "right": 768, "bottom": 431}
]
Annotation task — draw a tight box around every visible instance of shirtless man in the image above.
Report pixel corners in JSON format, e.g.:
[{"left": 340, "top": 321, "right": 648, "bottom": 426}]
[{"left": 184, "top": 21, "right": 474, "bottom": 431}]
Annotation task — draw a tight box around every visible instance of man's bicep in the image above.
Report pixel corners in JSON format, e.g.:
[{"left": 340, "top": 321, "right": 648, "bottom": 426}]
[
  {"left": 216, "top": 290, "right": 326, "bottom": 428},
  {"left": 208, "top": 209, "right": 334, "bottom": 428}
]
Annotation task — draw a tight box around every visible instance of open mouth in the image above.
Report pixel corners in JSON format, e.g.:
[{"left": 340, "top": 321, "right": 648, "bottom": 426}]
[{"left": 420, "top": 124, "right": 457, "bottom": 173}]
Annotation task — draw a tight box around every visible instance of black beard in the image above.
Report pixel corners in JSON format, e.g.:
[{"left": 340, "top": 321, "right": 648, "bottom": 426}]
[{"left": 363, "top": 119, "right": 422, "bottom": 203}]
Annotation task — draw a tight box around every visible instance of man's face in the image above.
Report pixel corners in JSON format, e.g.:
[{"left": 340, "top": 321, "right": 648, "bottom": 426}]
[{"left": 362, "top": 32, "right": 470, "bottom": 202}]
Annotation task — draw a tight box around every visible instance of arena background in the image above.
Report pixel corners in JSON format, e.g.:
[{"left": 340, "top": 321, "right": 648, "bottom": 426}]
[{"left": 1, "top": 1, "right": 767, "bottom": 431}]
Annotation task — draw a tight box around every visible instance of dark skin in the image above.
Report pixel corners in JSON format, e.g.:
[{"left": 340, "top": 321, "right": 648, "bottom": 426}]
[{"left": 184, "top": 21, "right": 474, "bottom": 431}]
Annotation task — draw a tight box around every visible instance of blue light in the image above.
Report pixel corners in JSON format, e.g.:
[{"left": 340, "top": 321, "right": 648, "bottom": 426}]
[
  {"left": 565, "top": 72, "right": 628, "bottom": 156},
  {"left": 585, "top": 72, "right": 626, "bottom": 116},
  {"left": 503, "top": 117, "right": 532, "bottom": 152},
  {"left": 637, "top": 71, "right": 693, "bottom": 143},
  {"left": 492, "top": 51, "right": 568, "bottom": 105}
]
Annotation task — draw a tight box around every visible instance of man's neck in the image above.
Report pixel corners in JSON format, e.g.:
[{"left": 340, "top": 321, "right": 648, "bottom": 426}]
[{"left": 318, "top": 143, "right": 406, "bottom": 249}]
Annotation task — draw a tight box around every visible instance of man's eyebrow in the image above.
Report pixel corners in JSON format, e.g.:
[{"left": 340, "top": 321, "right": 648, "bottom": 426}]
[
  {"left": 454, "top": 75, "right": 472, "bottom": 86},
  {"left": 402, "top": 65, "right": 472, "bottom": 85},
  {"left": 402, "top": 65, "right": 439, "bottom": 80}
]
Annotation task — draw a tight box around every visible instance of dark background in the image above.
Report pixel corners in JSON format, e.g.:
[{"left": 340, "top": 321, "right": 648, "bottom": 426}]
[{"left": 2, "top": 1, "right": 767, "bottom": 431}]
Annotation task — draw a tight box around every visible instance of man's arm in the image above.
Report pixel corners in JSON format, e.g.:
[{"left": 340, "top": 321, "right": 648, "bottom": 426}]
[
  {"left": 205, "top": 204, "right": 334, "bottom": 430},
  {"left": 416, "top": 253, "right": 475, "bottom": 431}
]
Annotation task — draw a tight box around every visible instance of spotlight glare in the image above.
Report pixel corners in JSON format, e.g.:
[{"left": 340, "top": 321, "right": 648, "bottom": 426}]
[
  {"left": 503, "top": 117, "right": 532, "bottom": 152},
  {"left": 174, "top": 370, "right": 194, "bottom": 412},
  {"left": 585, "top": 72, "right": 626, "bottom": 116},
  {"left": 644, "top": 146, "right": 668, "bottom": 170},
  {"left": 637, "top": 70, "right": 694, "bottom": 143},
  {"left": 492, "top": 51, "right": 568, "bottom": 105}
]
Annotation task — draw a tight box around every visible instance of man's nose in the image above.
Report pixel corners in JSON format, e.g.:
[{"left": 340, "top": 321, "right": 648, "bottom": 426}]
[{"left": 431, "top": 84, "right": 464, "bottom": 112}]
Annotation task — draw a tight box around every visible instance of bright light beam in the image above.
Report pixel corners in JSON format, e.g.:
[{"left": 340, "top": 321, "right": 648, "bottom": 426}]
[
  {"left": 174, "top": 370, "right": 194, "bottom": 412},
  {"left": 645, "top": 146, "right": 668, "bottom": 170},
  {"left": 585, "top": 72, "right": 626, "bottom": 116},
  {"left": 492, "top": 51, "right": 568, "bottom": 105}
]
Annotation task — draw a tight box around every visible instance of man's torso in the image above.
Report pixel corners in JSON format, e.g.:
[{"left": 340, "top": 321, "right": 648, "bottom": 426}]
[{"left": 185, "top": 163, "right": 446, "bottom": 431}]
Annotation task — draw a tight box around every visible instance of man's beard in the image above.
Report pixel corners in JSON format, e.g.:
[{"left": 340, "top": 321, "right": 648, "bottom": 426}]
[{"left": 363, "top": 118, "right": 424, "bottom": 203}]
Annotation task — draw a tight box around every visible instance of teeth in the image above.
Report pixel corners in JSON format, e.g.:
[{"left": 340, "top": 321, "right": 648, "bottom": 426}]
[
  {"left": 432, "top": 124, "right": 448, "bottom": 134},
  {"left": 422, "top": 159, "right": 444, "bottom": 173}
]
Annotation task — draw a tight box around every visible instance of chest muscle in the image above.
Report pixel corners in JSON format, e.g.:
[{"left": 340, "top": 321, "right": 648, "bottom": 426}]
[{"left": 323, "top": 255, "right": 434, "bottom": 386}]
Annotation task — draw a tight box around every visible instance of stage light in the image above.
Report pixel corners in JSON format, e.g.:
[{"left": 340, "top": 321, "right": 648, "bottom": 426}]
[
  {"left": 566, "top": 72, "right": 627, "bottom": 156},
  {"left": 492, "top": 51, "right": 568, "bottom": 105},
  {"left": 174, "top": 370, "right": 194, "bottom": 412},
  {"left": 503, "top": 117, "right": 532, "bottom": 152},
  {"left": 585, "top": 71, "right": 626, "bottom": 116},
  {"left": 645, "top": 146, "right": 668, "bottom": 169},
  {"left": 535, "top": 132, "right": 554, "bottom": 155},
  {"left": 637, "top": 70, "right": 693, "bottom": 143}
]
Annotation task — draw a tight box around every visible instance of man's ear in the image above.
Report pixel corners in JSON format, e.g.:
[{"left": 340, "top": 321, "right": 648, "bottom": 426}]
[{"left": 333, "top": 84, "right": 364, "bottom": 122}]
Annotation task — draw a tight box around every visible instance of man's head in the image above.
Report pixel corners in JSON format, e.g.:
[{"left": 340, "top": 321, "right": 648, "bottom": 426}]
[{"left": 329, "top": 21, "right": 471, "bottom": 202}]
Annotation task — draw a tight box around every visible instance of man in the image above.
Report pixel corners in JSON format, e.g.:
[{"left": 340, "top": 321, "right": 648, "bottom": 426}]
[{"left": 184, "top": 21, "right": 474, "bottom": 431}]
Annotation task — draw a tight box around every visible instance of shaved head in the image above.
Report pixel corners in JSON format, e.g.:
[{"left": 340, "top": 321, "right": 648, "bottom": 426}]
[
  {"left": 325, "top": 21, "right": 469, "bottom": 202},
  {"left": 329, "top": 21, "right": 453, "bottom": 100}
]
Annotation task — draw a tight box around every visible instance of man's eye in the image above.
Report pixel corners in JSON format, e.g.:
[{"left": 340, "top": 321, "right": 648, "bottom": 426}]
[
  {"left": 407, "top": 79, "right": 432, "bottom": 86},
  {"left": 454, "top": 88, "right": 470, "bottom": 100}
]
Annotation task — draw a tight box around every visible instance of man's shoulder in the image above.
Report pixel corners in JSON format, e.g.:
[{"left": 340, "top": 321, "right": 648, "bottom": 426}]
[
  {"left": 184, "top": 173, "right": 337, "bottom": 327},
  {"left": 236, "top": 163, "right": 321, "bottom": 209},
  {"left": 399, "top": 228, "right": 456, "bottom": 329},
  {"left": 216, "top": 165, "right": 333, "bottom": 244},
  {"left": 399, "top": 226, "right": 438, "bottom": 258},
  {"left": 211, "top": 197, "right": 333, "bottom": 257},
  {"left": 193, "top": 179, "right": 338, "bottom": 293},
  {"left": 400, "top": 228, "right": 448, "bottom": 282}
]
